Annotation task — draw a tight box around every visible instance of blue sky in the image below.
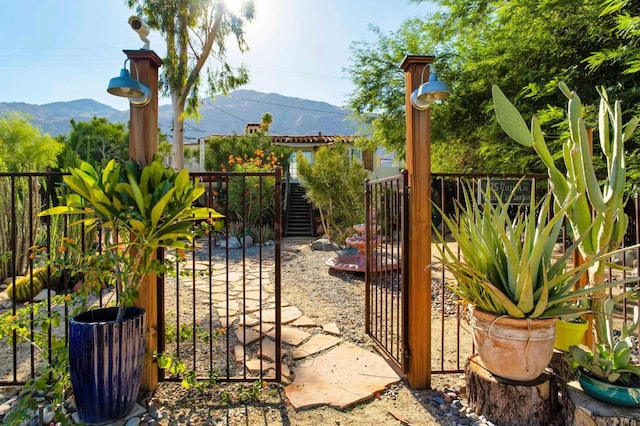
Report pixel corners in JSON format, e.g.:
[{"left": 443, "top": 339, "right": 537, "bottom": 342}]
[{"left": 0, "top": 1, "right": 437, "bottom": 110}]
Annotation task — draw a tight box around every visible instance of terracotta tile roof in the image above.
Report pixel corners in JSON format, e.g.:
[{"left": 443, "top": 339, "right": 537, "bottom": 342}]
[
  {"left": 200, "top": 133, "right": 359, "bottom": 148},
  {"left": 271, "top": 134, "right": 358, "bottom": 147}
]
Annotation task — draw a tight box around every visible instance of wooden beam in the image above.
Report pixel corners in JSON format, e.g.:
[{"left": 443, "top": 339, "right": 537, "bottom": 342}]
[
  {"left": 124, "top": 50, "right": 162, "bottom": 166},
  {"left": 125, "top": 49, "right": 162, "bottom": 392},
  {"left": 400, "top": 55, "right": 435, "bottom": 389}
]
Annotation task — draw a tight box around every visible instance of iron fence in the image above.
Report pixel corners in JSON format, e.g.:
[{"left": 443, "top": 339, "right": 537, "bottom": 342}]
[
  {"left": 430, "top": 172, "right": 640, "bottom": 374},
  {"left": 0, "top": 169, "right": 281, "bottom": 387}
]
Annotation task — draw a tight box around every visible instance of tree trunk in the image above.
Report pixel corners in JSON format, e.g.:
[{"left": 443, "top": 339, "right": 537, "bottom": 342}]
[
  {"left": 172, "top": 98, "right": 186, "bottom": 170},
  {"left": 565, "top": 380, "right": 640, "bottom": 425},
  {"left": 465, "top": 355, "right": 559, "bottom": 425}
]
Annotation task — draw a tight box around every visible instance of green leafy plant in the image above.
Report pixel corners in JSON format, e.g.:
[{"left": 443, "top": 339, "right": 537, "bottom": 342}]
[
  {"left": 433, "top": 181, "right": 638, "bottom": 318},
  {"left": 39, "top": 159, "right": 222, "bottom": 321},
  {"left": 0, "top": 296, "right": 75, "bottom": 425},
  {"left": 569, "top": 298, "right": 640, "bottom": 386},
  {"left": 296, "top": 144, "right": 368, "bottom": 243}
]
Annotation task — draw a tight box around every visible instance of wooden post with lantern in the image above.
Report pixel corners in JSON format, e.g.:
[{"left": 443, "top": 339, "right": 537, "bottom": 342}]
[
  {"left": 400, "top": 55, "right": 435, "bottom": 389},
  {"left": 124, "top": 49, "right": 163, "bottom": 392}
]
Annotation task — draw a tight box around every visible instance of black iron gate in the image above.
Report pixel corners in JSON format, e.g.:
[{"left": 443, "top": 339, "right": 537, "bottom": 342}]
[{"left": 365, "top": 171, "right": 409, "bottom": 373}]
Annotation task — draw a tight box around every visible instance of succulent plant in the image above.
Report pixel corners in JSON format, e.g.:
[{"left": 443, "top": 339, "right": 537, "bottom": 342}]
[
  {"left": 492, "top": 82, "right": 640, "bottom": 340},
  {"left": 433, "top": 182, "right": 637, "bottom": 318},
  {"left": 6, "top": 274, "right": 43, "bottom": 302},
  {"left": 569, "top": 299, "right": 640, "bottom": 385}
]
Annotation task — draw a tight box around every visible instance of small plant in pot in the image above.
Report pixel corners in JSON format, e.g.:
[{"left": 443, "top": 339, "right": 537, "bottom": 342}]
[
  {"left": 433, "top": 182, "right": 636, "bottom": 382},
  {"left": 568, "top": 298, "right": 640, "bottom": 407},
  {"left": 40, "top": 159, "right": 221, "bottom": 423},
  {"left": 554, "top": 302, "right": 589, "bottom": 352}
]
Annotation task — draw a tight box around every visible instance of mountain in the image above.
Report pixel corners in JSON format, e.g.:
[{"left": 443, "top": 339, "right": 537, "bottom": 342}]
[{"left": 0, "top": 90, "right": 357, "bottom": 140}]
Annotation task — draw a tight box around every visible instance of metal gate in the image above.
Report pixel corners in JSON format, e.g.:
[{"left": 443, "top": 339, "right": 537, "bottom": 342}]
[
  {"left": 365, "top": 171, "right": 409, "bottom": 374},
  {"left": 364, "top": 171, "right": 550, "bottom": 376}
]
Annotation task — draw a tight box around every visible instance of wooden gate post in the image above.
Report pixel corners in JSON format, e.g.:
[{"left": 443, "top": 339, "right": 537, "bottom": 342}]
[
  {"left": 124, "top": 49, "right": 163, "bottom": 392},
  {"left": 400, "top": 55, "right": 435, "bottom": 389}
]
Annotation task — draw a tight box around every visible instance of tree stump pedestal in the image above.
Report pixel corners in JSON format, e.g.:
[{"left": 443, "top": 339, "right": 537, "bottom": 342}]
[
  {"left": 465, "top": 355, "right": 559, "bottom": 425},
  {"left": 564, "top": 380, "right": 640, "bottom": 425}
]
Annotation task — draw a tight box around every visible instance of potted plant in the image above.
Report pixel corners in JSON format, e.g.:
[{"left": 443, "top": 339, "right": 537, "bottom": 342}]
[
  {"left": 433, "top": 182, "right": 635, "bottom": 381},
  {"left": 568, "top": 298, "right": 640, "bottom": 407},
  {"left": 492, "top": 82, "right": 639, "bottom": 347},
  {"left": 40, "top": 158, "right": 220, "bottom": 423},
  {"left": 554, "top": 312, "right": 589, "bottom": 353}
]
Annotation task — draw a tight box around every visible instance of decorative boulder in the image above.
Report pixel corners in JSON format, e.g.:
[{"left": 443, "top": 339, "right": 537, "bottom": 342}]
[
  {"left": 33, "top": 289, "right": 56, "bottom": 302},
  {"left": 220, "top": 237, "right": 242, "bottom": 249},
  {"left": 241, "top": 235, "right": 254, "bottom": 247},
  {"left": 611, "top": 250, "right": 637, "bottom": 267},
  {"left": 312, "top": 238, "right": 342, "bottom": 252}
]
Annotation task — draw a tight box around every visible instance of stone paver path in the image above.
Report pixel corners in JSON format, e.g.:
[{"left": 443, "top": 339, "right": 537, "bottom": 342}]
[
  {"left": 185, "top": 247, "right": 401, "bottom": 410},
  {"left": 285, "top": 342, "right": 402, "bottom": 409}
]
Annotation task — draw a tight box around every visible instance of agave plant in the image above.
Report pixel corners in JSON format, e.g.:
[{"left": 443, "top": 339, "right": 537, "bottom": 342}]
[
  {"left": 40, "top": 159, "right": 222, "bottom": 320},
  {"left": 434, "top": 182, "right": 635, "bottom": 319}
]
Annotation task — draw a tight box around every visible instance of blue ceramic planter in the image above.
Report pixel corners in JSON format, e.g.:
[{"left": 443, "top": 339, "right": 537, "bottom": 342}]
[
  {"left": 69, "top": 307, "right": 146, "bottom": 424},
  {"left": 579, "top": 371, "right": 640, "bottom": 408}
]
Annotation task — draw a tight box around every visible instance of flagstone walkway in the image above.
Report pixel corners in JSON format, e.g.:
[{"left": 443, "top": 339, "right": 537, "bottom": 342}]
[{"left": 184, "top": 243, "right": 402, "bottom": 410}]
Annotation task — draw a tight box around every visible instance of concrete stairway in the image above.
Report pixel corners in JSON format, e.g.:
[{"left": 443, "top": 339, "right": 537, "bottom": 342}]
[{"left": 285, "top": 183, "right": 313, "bottom": 236}]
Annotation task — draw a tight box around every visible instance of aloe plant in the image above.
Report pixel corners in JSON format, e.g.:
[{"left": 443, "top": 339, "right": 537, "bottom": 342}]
[
  {"left": 569, "top": 298, "right": 640, "bottom": 385},
  {"left": 434, "top": 182, "right": 637, "bottom": 319},
  {"left": 492, "top": 83, "right": 640, "bottom": 337},
  {"left": 40, "top": 159, "right": 221, "bottom": 320}
]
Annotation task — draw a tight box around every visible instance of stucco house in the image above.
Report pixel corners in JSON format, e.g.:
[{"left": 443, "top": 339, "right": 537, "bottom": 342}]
[{"left": 187, "top": 125, "right": 401, "bottom": 236}]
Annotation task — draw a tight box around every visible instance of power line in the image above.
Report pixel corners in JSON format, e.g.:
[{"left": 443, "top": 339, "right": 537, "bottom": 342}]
[
  {"left": 236, "top": 97, "right": 350, "bottom": 116},
  {"left": 212, "top": 105, "right": 247, "bottom": 123}
]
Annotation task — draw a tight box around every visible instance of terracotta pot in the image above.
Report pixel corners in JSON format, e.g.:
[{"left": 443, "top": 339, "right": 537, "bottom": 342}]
[
  {"left": 470, "top": 308, "right": 557, "bottom": 381},
  {"left": 554, "top": 318, "right": 588, "bottom": 352}
]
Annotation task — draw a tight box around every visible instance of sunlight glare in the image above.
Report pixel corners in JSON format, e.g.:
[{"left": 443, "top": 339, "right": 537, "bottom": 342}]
[{"left": 222, "top": 0, "right": 250, "bottom": 17}]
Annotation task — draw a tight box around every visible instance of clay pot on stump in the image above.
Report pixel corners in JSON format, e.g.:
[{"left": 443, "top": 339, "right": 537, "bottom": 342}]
[{"left": 471, "top": 308, "right": 557, "bottom": 381}]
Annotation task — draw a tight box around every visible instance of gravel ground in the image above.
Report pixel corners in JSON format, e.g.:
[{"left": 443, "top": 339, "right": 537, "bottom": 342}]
[
  {"left": 148, "top": 237, "right": 475, "bottom": 426},
  {"left": 0, "top": 236, "right": 479, "bottom": 425}
]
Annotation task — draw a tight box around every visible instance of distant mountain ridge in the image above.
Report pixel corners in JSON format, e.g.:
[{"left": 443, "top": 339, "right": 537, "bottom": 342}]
[{"left": 0, "top": 90, "right": 357, "bottom": 139}]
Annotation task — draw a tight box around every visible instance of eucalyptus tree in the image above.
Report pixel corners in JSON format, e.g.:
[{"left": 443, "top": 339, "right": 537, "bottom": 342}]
[{"left": 127, "top": 0, "right": 255, "bottom": 169}]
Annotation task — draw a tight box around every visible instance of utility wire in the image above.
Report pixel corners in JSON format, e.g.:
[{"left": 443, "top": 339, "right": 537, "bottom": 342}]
[
  {"left": 212, "top": 105, "right": 248, "bottom": 123},
  {"left": 236, "top": 97, "right": 350, "bottom": 116}
]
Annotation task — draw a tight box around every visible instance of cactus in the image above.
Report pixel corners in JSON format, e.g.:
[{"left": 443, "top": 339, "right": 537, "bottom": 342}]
[
  {"left": 493, "top": 83, "right": 640, "bottom": 344},
  {"left": 6, "top": 273, "right": 44, "bottom": 302},
  {"left": 4, "top": 265, "right": 64, "bottom": 302}
]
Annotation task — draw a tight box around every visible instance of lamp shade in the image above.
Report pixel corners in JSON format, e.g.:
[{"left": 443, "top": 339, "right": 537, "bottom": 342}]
[
  {"left": 415, "top": 70, "right": 450, "bottom": 103},
  {"left": 410, "top": 88, "right": 431, "bottom": 110},
  {"left": 107, "top": 68, "right": 146, "bottom": 98},
  {"left": 129, "top": 84, "right": 151, "bottom": 107}
]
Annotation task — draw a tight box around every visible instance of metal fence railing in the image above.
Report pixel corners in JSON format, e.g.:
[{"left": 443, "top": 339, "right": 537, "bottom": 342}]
[{"left": 0, "top": 169, "right": 282, "bottom": 386}]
